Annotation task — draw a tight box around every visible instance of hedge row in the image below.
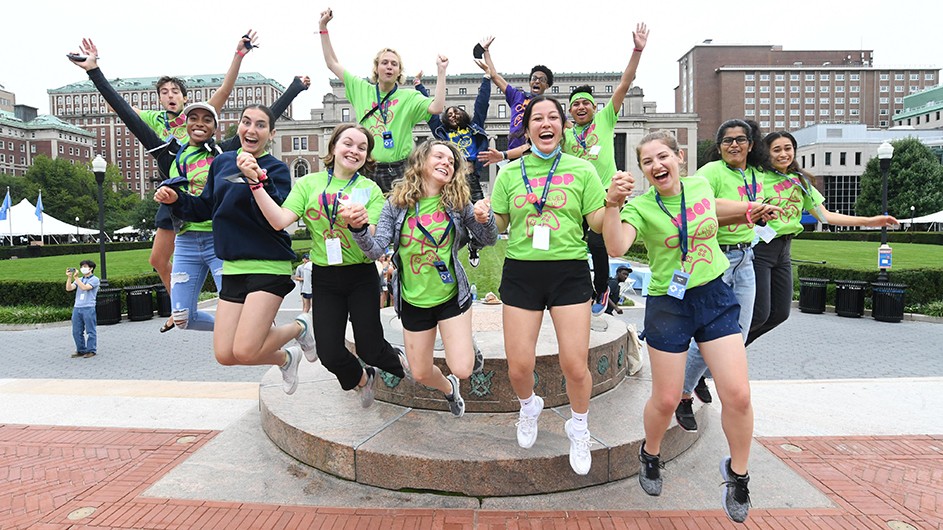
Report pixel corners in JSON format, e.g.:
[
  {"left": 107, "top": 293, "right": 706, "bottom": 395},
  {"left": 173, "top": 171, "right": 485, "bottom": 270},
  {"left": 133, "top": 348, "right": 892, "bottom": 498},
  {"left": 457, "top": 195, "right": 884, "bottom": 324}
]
[
  {"left": 796, "top": 231, "right": 943, "bottom": 245},
  {"left": 794, "top": 264, "right": 943, "bottom": 307},
  {"left": 0, "top": 272, "right": 218, "bottom": 309},
  {"left": 0, "top": 241, "right": 153, "bottom": 260}
]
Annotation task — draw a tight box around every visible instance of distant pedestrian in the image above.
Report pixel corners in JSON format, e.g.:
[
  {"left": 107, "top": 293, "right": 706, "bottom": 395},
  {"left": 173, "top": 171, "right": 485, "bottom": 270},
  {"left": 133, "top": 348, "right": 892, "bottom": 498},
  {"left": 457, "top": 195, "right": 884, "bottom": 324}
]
[
  {"left": 66, "top": 260, "right": 100, "bottom": 359},
  {"left": 605, "top": 266, "right": 632, "bottom": 315},
  {"left": 295, "top": 254, "right": 313, "bottom": 314}
]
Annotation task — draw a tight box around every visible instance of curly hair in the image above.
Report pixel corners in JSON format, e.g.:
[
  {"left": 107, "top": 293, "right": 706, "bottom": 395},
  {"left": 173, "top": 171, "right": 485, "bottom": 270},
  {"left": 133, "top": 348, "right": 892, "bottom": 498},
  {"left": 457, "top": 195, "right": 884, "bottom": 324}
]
[
  {"left": 320, "top": 123, "right": 376, "bottom": 176},
  {"left": 389, "top": 140, "right": 470, "bottom": 210},
  {"left": 371, "top": 48, "right": 405, "bottom": 85}
]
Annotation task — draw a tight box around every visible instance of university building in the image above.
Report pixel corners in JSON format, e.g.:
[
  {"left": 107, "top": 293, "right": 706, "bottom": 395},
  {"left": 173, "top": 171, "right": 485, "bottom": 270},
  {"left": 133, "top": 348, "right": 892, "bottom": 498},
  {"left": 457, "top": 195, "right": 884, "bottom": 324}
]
[
  {"left": 0, "top": 104, "right": 96, "bottom": 177},
  {"left": 48, "top": 73, "right": 291, "bottom": 197},
  {"left": 676, "top": 42, "right": 939, "bottom": 142},
  {"left": 893, "top": 85, "right": 943, "bottom": 129}
]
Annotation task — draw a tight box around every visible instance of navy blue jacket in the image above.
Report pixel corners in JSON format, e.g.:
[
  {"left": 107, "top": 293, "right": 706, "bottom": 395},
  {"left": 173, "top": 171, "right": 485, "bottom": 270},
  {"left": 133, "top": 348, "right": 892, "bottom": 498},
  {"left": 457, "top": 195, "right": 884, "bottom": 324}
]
[{"left": 418, "top": 77, "right": 491, "bottom": 174}]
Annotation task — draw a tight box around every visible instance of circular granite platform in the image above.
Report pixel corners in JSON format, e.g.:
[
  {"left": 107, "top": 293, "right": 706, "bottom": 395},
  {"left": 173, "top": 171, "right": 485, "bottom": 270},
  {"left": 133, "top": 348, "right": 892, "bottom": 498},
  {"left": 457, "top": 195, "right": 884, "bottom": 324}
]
[{"left": 259, "top": 308, "right": 706, "bottom": 497}]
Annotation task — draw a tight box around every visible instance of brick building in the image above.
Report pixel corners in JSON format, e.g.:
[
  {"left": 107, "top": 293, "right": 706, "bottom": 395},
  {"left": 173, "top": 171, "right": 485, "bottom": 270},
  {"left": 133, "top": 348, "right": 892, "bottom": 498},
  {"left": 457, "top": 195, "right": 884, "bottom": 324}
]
[
  {"left": 676, "top": 43, "right": 939, "bottom": 143},
  {"left": 48, "top": 73, "right": 289, "bottom": 197},
  {"left": 0, "top": 104, "right": 96, "bottom": 177}
]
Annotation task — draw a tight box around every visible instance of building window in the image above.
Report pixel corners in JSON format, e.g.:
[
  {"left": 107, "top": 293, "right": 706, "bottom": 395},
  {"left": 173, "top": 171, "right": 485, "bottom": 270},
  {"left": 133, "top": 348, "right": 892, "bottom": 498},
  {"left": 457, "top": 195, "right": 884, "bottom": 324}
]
[
  {"left": 790, "top": 120, "right": 800, "bottom": 128},
  {"left": 850, "top": 86, "right": 860, "bottom": 93},
  {"left": 775, "top": 109, "right": 784, "bottom": 116},
  {"left": 805, "top": 74, "right": 815, "bottom": 81},
  {"left": 835, "top": 109, "right": 845, "bottom": 116},
  {"left": 850, "top": 109, "right": 860, "bottom": 116},
  {"left": 775, "top": 86, "right": 785, "bottom": 93},
  {"left": 744, "top": 74, "right": 755, "bottom": 81},
  {"left": 59, "top": 145, "right": 63, "bottom": 153},
  {"left": 760, "top": 98, "right": 770, "bottom": 104},
  {"left": 342, "top": 108, "right": 350, "bottom": 121},
  {"left": 775, "top": 74, "right": 784, "bottom": 81},
  {"left": 760, "top": 109, "right": 770, "bottom": 116},
  {"left": 820, "top": 97, "right": 830, "bottom": 104},
  {"left": 805, "top": 109, "right": 815, "bottom": 116},
  {"left": 851, "top": 74, "right": 860, "bottom": 81},
  {"left": 855, "top": 152, "right": 862, "bottom": 165},
  {"left": 835, "top": 74, "right": 845, "bottom": 81},
  {"left": 805, "top": 86, "right": 815, "bottom": 93},
  {"left": 811, "top": 153, "right": 815, "bottom": 166},
  {"left": 820, "top": 86, "right": 829, "bottom": 93},
  {"left": 745, "top": 109, "right": 756, "bottom": 116},
  {"left": 850, "top": 97, "right": 860, "bottom": 104},
  {"left": 292, "top": 137, "right": 299, "bottom": 151},
  {"left": 790, "top": 85, "right": 799, "bottom": 93},
  {"left": 895, "top": 97, "right": 904, "bottom": 104},
  {"left": 744, "top": 98, "right": 755, "bottom": 104},
  {"left": 759, "top": 74, "right": 769, "bottom": 81},
  {"left": 293, "top": 159, "right": 310, "bottom": 180},
  {"left": 926, "top": 73, "right": 935, "bottom": 81},
  {"left": 791, "top": 74, "right": 800, "bottom": 81},
  {"left": 825, "top": 152, "right": 832, "bottom": 165},
  {"left": 835, "top": 86, "right": 844, "bottom": 93},
  {"left": 840, "top": 152, "right": 847, "bottom": 165},
  {"left": 775, "top": 98, "right": 784, "bottom": 104},
  {"left": 820, "top": 74, "right": 830, "bottom": 81},
  {"left": 880, "top": 97, "right": 889, "bottom": 104},
  {"left": 910, "top": 86, "right": 919, "bottom": 93},
  {"left": 760, "top": 86, "right": 770, "bottom": 93},
  {"left": 498, "top": 104, "right": 507, "bottom": 119},
  {"left": 820, "top": 109, "right": 829, "bottom": 116},
  {"left": 760, "top": 121, "right": 770, "bottom": 128},
  {"left": 551, "top": 86, "right": 559, "bottom": 94},
  {"left": 835, "top": 97, "right": 844, "bottom": 104},
  {"left": 880, "top": 109, "right": 888, "bottom": 115},
  {"left": 790, "top": 109, "right": 800, "bottom": 116},
  {"left": 880, "top": 120, "right": 888, "bottom": 127},
  {"left": 805, "top": 98, "right": 815, "bottom": 104},
  {"left": 790, "top": 98, "right": 800, "bottom": 104},
  {"left": 459, "top": 87, "right": 467, "bottom": 95},
  {"left": 745, "top": 86, "right": 755, "bottom": 93},
  {"left": 605, "top": 85, "right": 612, "bottom": 93},
  {"left": 880, "top": 73, "right": 889, "bottom": 81}
]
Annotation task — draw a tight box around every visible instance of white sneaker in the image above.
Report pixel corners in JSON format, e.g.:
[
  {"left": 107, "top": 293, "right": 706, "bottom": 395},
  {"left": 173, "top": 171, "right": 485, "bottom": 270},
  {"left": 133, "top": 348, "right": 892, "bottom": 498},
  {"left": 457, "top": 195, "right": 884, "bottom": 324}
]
[
  {"left": 395, "top": 347, "right": 413, "bottom": 381},
  {"left": 516, "top": 395, "right": 544, "bottom": 449},
  {"left": 564, "top": 419, "right": 594, "bottom": 475},
  {"left": 445, "top": 374, "right": 465, "bottom": 418},
  {"left": 280, "top": 346, "right": 302, "bottom": 395},
  {"left": 294, "top": 313, "right": 317, "bottom": 362}
]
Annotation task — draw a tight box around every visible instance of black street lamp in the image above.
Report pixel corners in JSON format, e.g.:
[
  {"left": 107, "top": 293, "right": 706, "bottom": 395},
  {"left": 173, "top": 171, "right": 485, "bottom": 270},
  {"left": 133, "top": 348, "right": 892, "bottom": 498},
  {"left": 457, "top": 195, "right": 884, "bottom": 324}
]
[
  {"left": 876, "top": 141, "right": 894, "bottom": 282},
  {"left": 74, "top": 216, "right": 79, "bottom": 241},
  {"left": 910, "top": 205, "right": 915, "bottom": 231},
  {"left": 92, "top": 154, "right": 108, "bottom": 286}
]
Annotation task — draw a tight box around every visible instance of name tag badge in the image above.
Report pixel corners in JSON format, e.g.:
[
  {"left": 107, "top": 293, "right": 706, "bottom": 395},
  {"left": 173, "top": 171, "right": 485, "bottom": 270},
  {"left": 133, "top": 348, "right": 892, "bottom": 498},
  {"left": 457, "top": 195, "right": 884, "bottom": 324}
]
[
  {"left": 532, "top": 224, "right": 550, "bottom": 251},
  {"left": 382, "top": 130, "right": 394, "bottom": 149},
  {"left": 434, "top": 260, "right": 455, "bottom": 284},
  {"left": 667, "top": 269, "right": 690, "bottom": 300},
  {"left": 79, "top": 293, "right": 86, "bottom": 302},
  {"left": 588, "top": 145, "right": 601, "bottom": 156},
  {"left": 325, "top": 237, "right": 343, "bottom": 265},
  {"left": 754, "top": 224, "right": 777, "bottom": 244}
]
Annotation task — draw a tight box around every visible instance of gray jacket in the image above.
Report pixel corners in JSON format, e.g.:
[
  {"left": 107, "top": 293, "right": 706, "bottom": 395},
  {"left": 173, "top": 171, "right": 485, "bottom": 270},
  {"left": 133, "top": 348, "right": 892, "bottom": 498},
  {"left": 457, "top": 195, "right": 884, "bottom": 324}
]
[{"left": 351, "top": 200, "right": 498, "bottom": 316}]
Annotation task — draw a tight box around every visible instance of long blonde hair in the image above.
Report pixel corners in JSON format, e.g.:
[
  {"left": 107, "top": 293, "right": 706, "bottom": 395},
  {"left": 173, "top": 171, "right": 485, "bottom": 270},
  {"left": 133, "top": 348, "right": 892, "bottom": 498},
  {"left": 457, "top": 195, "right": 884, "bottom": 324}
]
[{"left": 389, "top": 140, "right": 470, "bottom": 210}]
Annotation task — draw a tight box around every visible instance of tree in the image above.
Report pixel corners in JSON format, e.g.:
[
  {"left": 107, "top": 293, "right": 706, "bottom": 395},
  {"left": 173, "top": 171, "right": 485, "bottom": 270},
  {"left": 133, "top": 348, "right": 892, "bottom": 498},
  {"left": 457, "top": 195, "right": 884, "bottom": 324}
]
[
  {"left": 695, "top": 139, "right": 718, "bottom": 172},
  {"left": 855, "top": 138, "right": 943, "bottom": 218}
]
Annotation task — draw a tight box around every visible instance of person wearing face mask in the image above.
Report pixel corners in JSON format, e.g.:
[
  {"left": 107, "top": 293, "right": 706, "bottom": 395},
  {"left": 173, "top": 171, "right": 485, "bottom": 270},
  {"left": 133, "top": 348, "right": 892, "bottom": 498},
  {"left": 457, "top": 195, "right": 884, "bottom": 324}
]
[
  {"left": 319, "top": 8, "right": 448, "bottom": 193},
  {"left": 66, "top": 260, "right": 100, "bottom": 359},
  {"left": 491, "top": 95, "right": 612, "bottom": 476},
  {"left": 562, "top": 24, "right": 648, "bottom": 314},
  {"left": 155, "top": 105, "right": 313, "bottom": 396}
]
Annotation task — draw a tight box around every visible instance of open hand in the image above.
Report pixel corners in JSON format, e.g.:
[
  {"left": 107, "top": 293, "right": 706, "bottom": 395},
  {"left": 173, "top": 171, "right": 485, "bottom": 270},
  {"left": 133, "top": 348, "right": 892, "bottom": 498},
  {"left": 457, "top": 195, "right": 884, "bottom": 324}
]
[
  {"left": 633, "top": 23, "right": 649, "bottom": 52},
  {"left": 237, "top": 30, "right": 259, "bottom": 54}
]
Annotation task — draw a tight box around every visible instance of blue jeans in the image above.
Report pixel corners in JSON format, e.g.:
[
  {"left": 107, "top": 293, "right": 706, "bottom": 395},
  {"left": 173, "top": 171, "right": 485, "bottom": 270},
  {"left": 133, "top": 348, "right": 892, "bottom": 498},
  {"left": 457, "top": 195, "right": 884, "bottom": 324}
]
[
  {"left": 72, "top": 306, "right": 97, "bottom": 353},
  {"left": 170, "top": 231, "right": 223, "bottom": 331},
  {"left": 682, "top": 247, "right": 755, "bottom": 394}
]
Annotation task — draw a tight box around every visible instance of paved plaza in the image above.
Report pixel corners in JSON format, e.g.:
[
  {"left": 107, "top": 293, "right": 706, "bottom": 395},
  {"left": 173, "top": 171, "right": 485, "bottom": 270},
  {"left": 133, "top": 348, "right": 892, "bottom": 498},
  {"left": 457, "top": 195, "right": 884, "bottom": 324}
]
[{"left": 1, "top": 286, "right": 941, "bottom": 529}]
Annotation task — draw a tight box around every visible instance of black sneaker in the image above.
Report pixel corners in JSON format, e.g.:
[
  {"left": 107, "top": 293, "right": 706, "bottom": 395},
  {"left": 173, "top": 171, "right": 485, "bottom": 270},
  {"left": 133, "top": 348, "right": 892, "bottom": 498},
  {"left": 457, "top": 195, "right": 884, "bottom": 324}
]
[
  {"left": 694, "top": 376, "right": 713, "bottom": 403},
  {"left": 675, "top": 398, "right": 697, "bottom": 432},
  {"left": 720, "top": 457, "right": 751, "bottom": 523},
  {"left": 637, "top": 442, "right": 664, "bottom": 496},
  {"left": 468, "top": 247, "right": 480, "bottom": 268}
]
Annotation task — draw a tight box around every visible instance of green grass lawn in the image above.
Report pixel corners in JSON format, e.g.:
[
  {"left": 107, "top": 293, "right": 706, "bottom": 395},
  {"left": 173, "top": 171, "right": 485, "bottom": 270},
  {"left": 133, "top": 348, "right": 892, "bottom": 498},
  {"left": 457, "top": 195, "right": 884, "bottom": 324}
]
[{"left": 789, "top": 239, "right": 943, "bottom": 270}]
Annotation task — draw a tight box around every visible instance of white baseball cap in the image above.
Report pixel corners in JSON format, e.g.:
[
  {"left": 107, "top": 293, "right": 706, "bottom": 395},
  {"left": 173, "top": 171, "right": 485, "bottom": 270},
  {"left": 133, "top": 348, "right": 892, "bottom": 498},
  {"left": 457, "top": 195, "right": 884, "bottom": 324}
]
[{"left": 182, "top": 102, "right": 219, "bottom": 125}]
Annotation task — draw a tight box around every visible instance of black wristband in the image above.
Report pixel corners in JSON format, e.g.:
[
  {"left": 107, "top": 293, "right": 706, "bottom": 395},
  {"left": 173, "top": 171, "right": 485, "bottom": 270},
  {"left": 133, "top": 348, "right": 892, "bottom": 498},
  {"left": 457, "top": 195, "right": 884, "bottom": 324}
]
[{"left": 348, "top": 224, "right": 368, "bottom": 233}]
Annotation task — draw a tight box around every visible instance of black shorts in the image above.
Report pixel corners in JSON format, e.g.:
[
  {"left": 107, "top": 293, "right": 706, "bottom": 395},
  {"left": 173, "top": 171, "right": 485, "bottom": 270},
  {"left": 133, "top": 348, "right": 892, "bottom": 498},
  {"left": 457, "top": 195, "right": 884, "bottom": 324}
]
[
  {"left": 400, "top": 295, "right": 471, "bottom": 332},
  {"left": 499, "top": 258, "right": 593, "bottom": 311},
  {"left": 643, "top": 276, "right": 742, "bottom": 353},
  {"left": 370, "top": 159, "right": 407, "bottom": 194},
  {"left": 154, "top": 203, "right": 177, "bottom": 231},
  {"left": 219, "top": 274, "right": 295, "bottom": 304}
]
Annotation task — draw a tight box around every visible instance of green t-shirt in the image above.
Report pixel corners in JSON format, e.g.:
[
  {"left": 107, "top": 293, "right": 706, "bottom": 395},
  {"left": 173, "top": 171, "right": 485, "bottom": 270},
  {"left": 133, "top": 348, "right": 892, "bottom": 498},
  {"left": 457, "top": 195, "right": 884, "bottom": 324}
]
[
  {"left": 398, "top": 195, "right": 458, "bottom": 307},
  {"left": 563, "top": 99, "right": 618, "bottom": 188},
  {"left": 621, "top": 176, "right": 730, "bottom": 296},
  {"left": 492, "top": 153, "right": 606, "bottom": 261},
  {"left": 223, "top": 259, "right": 292, "bottom": 276},
  {"left": 282, "top": 170, "right": 385, "bottom": 266},
  {"left": 343, "top": 71, "right": 432, "bottom": 163},
  {"left": 761, "top": 170, "right": 825, "bottom": 236},
  {"left": 173, "top": 144, "right": 214, "bottom": 233},
  {"left": 696, "top": 161, "right": 768, "bottom": 245},
  {"left": 140, "top": 110, "right": 188, "bottom": 143}
]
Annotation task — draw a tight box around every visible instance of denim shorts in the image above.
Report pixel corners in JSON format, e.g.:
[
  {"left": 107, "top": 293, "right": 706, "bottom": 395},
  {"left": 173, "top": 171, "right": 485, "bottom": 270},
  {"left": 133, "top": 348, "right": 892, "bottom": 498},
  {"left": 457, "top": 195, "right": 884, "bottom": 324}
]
[
  {"left": 219, "top": 274, "right": 295, "bottom": 304},
  {"left": 643, "top": 276, "right": 742, "bottom": 353},
  {"left": 400, "top": 295, "right": 471, "bottom": 332},
  {"left": 500, "top": 258, "right": 593, "bottom": 310}
]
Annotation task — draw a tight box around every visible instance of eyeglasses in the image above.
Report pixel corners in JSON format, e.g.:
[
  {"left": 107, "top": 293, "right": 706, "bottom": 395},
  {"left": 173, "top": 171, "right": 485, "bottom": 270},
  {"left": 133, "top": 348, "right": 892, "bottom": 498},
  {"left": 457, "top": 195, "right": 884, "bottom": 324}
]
[
  {"left": 720, "top": 136, "right": 750, "bottom": 146},
  {"left": 530, "top": 75, "right": 548, "bottom": 84}
]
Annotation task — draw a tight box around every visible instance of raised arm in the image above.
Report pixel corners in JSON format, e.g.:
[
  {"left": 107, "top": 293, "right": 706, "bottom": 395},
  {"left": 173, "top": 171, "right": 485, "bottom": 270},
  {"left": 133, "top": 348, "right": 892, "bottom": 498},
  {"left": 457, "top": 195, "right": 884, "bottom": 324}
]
[
  {"left": 413, "top": 71, "right": 430, "bottom": 97},
  {"left": 318, "top": 8, "right": 345, "bottom": 80},
  {"left": 471, "top": 65, "right": 492, "bottom": 128},
  {"left": 427, "top": 54, "right": 449, "bottom": 116},
  {"left": 611, "top": 23, "right": 648, "bottom": 113},
  {"left": 481, "top": 39, "right": 508, "bottom": 93},
  {"left": 219, "top": 75, "right": 310, "bottom": 152},
  {"left": 207, "top": 31, "right": 258, "bottom": 113}
]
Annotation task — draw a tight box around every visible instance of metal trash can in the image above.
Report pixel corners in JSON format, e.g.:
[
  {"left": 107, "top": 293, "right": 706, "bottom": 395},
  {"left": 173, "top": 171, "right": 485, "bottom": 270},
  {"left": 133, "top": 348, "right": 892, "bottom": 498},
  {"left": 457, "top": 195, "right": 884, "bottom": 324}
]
[
  {"left": 834, "top": 280, "right": 868, "bottom": 318},
  {"left": 871, "top": 282, "right": 907, "bottom": 323},
  {"left": 153, "top": 284, "right": 171, "bottom": 318},
  {"left": 96, "top": 288, "right": 122, "bottom": 325},
  {"left": 798, "top": 277, "right": 828, "bottom": 314},
  {"left": 125, "top": 285, "right": 154, "bottom": 321}
]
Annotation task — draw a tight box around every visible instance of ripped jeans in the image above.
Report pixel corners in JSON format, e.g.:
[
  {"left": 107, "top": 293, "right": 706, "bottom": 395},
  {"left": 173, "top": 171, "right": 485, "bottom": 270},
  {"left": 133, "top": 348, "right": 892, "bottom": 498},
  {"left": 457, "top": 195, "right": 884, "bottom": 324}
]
[{"left": 170, "top": 230, "right": 223, "bottom": 331}]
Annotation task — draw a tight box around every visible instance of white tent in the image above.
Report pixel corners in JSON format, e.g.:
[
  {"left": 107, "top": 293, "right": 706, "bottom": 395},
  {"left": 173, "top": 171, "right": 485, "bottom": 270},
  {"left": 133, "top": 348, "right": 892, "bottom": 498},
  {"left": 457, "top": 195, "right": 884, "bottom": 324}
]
[
  {"left": 114, "top": 225, "right": 139, "bottom": 235},
  {"left": 900, "top": 209, "right": 943, "bottom": 225},
  {"left": 1, "top": 198, "right": 99, "bottom": 238}
]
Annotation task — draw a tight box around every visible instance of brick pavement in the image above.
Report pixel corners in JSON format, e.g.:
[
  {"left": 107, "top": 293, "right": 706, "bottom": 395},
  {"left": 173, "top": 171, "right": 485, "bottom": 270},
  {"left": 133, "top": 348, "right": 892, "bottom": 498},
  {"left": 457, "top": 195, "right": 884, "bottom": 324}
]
[{"left": 1, "top": 424, "right": 939, "bottom": 529}]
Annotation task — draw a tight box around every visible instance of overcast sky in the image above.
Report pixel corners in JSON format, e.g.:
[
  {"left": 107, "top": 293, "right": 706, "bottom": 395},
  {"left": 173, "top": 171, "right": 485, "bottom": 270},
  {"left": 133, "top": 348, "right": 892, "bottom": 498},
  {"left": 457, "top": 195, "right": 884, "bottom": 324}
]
[{"left": 4, "top": 0, "right": 941, "bottom": 120}]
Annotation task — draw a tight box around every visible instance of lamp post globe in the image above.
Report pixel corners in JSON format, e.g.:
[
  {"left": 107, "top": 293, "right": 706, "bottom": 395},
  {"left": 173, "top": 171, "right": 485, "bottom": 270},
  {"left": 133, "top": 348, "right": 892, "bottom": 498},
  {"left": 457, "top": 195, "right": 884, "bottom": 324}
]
[{"left": 91, "top": 154, "right": 108, "bottom": 285}]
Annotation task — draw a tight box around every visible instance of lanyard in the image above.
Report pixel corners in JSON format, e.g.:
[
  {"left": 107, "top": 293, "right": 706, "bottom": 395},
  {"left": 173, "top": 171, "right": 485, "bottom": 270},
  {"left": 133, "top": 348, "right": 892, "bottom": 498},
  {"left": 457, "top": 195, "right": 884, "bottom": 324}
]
[
  {"left": 729, "top": 165, "right": 757, "bottom": 202},
  {"left": 161, "top": 111, "right": 185, "bottom": 140},
  {"left": 374, "top": 84, "right": 398, "bottom": 125},
  {"left": 520, "top": 152, "right": 562, "bottom": 215},
  {"left": 776, "top": 170, "right": 827, "bottom": 219},
  {"left": 321, "top": 169, "right": 360, "bottom": 232},
  {"left": 655, "top": 181, "right": 688, "bottom": 267},
  {"left": 413, "top": 203, "right": 453, "bottom": 249},
  {"left": 174, "top": 145, "right": 204, "bottom": 179},
  {"left": 573, "top": 124, "right": 590, "bottom": 149}
]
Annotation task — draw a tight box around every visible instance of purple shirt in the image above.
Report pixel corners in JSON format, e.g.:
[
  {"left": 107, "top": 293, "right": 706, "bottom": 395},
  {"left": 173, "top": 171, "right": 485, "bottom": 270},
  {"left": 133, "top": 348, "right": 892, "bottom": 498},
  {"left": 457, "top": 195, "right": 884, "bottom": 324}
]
[{"left": 505, "top": 85, "right": 534, "bottom": 150}]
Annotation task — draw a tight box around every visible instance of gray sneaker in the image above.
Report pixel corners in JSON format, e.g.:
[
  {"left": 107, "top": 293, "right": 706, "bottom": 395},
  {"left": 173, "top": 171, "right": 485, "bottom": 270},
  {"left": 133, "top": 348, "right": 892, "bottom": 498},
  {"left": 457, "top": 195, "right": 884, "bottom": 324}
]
[
  {"left": 357, "top": 367, "right": 377, "bottom": 409},
  {"left": 395, "top": 347, "right": 413, "bottom": 381},
  {"left": 445, "top": 374, "right": 465, "bottom": 418},
  {"left": 294, "top": 313, "right": 317, "bottom": 362},
  {"left": 638, "top": 442, "right": 664, "bottom": 496},
  {"left": 280, "top": 346, "right": 302, "bottom": 395},
  {"left": 472, "top": 340, "right": 484, "bottom": 374},
  {"left": 720, "top": 457, "right": 751, "bottom": 523}
]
